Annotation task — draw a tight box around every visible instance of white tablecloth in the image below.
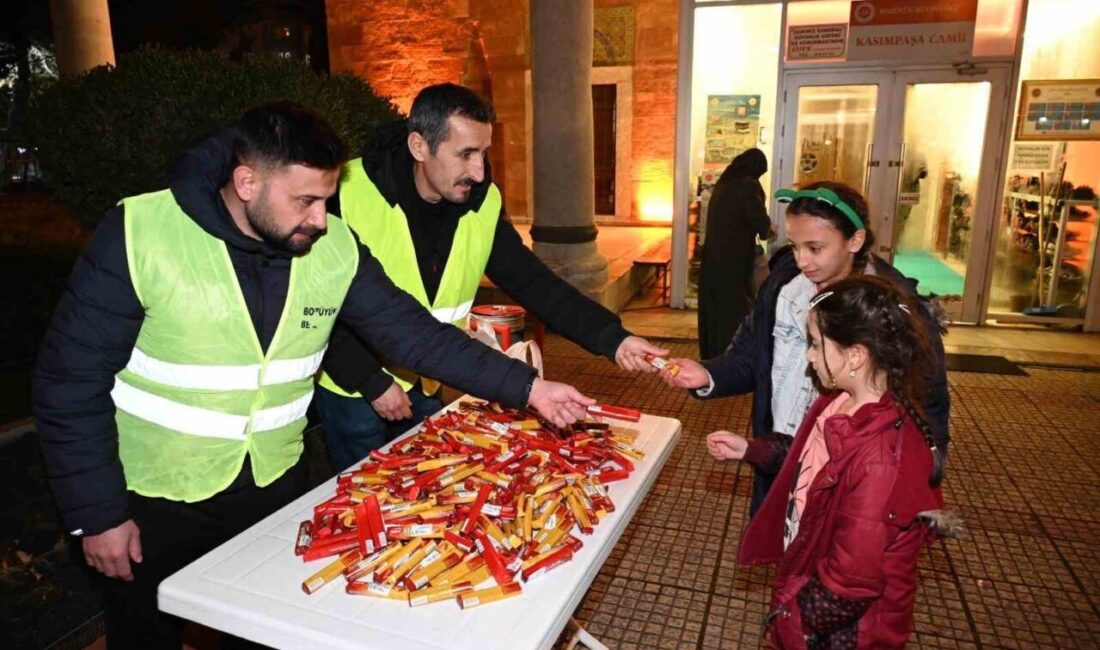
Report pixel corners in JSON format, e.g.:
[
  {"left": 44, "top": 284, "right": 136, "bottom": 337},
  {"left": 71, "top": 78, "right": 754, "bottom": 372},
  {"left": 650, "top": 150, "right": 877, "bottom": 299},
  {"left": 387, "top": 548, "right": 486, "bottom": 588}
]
[{"left": 159, "top": 399, "right": 681, "bottom": 650}]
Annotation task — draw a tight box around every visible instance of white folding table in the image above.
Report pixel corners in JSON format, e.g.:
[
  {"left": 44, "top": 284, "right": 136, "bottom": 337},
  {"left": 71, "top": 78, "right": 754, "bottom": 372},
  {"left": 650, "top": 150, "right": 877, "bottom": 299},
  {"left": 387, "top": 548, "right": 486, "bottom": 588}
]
[{"left": 159, "top": 399, "right": 680, "bottom": 650}]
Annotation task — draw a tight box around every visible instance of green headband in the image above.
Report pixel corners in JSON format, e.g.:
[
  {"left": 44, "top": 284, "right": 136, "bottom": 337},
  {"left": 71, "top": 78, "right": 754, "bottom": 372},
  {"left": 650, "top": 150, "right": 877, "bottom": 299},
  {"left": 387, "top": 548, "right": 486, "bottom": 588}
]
[{"left": 775, "top": 187, "right": 865, "bottom": 231}]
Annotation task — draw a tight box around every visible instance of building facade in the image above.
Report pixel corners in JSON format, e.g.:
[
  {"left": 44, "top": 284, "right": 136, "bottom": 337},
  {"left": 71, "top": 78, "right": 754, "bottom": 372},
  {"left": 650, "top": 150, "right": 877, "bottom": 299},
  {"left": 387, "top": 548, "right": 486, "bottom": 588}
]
[{"left": 326, "top": 0, "right": 1100, "bottom": 331}]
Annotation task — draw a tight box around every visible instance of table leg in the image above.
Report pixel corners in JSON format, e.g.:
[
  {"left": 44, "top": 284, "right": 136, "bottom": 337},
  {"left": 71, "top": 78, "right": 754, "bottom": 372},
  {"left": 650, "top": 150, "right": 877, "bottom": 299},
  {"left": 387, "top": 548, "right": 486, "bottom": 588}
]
[{"left": 565, "top": 618, "right": 611, "bottom": 650}]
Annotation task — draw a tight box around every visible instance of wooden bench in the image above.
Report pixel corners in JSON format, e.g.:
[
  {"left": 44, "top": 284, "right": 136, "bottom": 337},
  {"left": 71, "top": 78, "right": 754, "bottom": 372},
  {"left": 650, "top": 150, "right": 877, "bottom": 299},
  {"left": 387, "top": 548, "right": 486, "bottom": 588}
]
[{"left": 633, "top": 240, "right": 672, "bottom": 304}]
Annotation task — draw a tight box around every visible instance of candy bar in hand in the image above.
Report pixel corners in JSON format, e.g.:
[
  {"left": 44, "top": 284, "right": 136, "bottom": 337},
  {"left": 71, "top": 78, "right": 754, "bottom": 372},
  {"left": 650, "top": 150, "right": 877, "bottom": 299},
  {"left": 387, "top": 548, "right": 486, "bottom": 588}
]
[{"left": 643, "top": 353, "right": 679, "bottom": 376}]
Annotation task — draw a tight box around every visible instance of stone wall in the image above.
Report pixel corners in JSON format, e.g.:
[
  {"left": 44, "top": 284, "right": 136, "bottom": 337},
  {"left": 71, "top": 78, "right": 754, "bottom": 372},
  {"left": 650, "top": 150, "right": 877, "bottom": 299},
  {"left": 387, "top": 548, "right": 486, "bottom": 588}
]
[
  {"left": 601, "top": 0, "right": 678, "bottom": 220},
  {"left": 326, "top": 0, "right": 471, "bottom": 113},
  {"left": 325, "top": 0, "right": 678, "bottom": 222}
]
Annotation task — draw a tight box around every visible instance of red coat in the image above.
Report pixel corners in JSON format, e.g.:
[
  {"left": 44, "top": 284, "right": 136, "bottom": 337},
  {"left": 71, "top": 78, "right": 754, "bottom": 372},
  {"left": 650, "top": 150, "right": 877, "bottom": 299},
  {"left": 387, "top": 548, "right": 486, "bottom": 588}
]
[{"left": 738, "top": 393, "right": 944, "bottom": 649}]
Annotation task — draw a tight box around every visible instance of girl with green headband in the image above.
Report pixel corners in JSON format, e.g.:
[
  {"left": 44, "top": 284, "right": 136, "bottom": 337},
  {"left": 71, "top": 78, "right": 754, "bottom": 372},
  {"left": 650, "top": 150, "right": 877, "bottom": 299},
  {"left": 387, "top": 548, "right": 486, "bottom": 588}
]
[{"left": 660, "top": 180, "right": 950, "bottom": 515}]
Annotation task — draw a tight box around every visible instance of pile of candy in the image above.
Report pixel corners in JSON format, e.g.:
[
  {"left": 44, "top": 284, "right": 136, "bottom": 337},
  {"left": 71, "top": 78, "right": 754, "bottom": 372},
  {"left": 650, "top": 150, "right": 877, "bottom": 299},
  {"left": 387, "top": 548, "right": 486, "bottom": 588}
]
[{"left": 296, "top": 401, "right": 645, "bottom": 609}]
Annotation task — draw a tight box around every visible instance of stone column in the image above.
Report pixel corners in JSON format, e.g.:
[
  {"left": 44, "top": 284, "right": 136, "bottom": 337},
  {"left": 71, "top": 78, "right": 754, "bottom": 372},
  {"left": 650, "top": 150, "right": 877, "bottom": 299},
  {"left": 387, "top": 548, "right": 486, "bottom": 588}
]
[
  {"left": 49, "top": 0, "right": 115, "bottom": 78},
  {"left": 529, "top": 0, "right": 607, "bottom": 294}
]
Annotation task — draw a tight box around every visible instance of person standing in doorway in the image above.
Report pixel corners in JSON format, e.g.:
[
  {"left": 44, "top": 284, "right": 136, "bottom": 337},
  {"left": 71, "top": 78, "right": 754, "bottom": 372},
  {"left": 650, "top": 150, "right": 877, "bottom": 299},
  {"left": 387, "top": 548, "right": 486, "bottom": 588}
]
[{"left": 697, "top": 147, "right": 772, "bottom": 359}]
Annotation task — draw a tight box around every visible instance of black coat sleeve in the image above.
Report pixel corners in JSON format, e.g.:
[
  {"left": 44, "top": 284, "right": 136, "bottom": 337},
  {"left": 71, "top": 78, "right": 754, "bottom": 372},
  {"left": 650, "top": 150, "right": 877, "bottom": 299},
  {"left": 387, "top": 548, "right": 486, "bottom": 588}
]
[
  {"left": 321, "top": 323, "right": 395, "bottom": 401},
  {"left": 918, "top": 307, "right": 951, "bottom": 450},
  {"left": 320, "top": 193, "right": 396, "bottom": 402},
  {"left": 698, "top": 310, "right": 760, "bottom": 398},
  {"left": 708, "top": 178, "right": 770, "bottom": 249},
  {"left": 742, "top": 184, "right": 772, "bottom": 241},
  {"left": 338, "top": 241, "right": 537, "bottom": 408},
  {"left": 485, "top": 215, "right": 630, "bottom": 360},
  {"left": 32, "top": 206, "right": 143, "bottom": 537}
]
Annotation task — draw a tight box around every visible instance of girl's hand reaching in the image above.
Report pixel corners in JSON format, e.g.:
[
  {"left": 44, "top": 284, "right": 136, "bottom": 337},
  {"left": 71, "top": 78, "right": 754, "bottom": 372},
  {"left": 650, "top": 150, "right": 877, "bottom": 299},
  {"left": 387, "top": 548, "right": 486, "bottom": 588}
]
[
  {"left": 660, "top": 358, "right": 710, "bottom": 389},
  {"left": 706, "top": 431, "right": 748, "bottom": 461}
]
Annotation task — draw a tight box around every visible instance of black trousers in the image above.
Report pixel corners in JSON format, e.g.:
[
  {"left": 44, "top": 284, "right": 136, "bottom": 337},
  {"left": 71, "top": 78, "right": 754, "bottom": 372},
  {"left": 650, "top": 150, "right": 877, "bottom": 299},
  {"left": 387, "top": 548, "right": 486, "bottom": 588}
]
[
  {"left": 750, "top": 470, "right": 776, "bottom": 518},
  {"left": 97, "top": 460, "right": 307, "bottom": 649}
]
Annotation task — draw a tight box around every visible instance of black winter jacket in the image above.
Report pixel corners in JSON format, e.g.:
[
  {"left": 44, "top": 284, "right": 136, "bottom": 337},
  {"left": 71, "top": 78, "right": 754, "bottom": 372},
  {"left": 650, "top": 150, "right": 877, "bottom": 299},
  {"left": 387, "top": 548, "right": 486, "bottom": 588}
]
[
  {"left": 32, "top": 132, "right": 537, "bottom": 537},
  {"left": 322, "top": 120, "right": 631, "bottom": 400}
]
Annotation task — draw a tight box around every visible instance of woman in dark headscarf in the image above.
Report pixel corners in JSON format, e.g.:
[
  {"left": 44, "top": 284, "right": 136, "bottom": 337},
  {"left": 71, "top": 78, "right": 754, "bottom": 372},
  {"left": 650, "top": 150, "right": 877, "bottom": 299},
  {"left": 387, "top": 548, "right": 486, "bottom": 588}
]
[{"left": 698, "top": 147, "right": 771, "bottom": 359}]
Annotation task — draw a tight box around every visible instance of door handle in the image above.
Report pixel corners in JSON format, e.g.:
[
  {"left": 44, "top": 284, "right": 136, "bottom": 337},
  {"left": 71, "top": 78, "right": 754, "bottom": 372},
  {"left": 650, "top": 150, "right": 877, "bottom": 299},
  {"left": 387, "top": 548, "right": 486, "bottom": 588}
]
[
  {"left": 862, "top": 143, "right": 875, "bottom": 196},
  {"left": 892, "top": 142, "right": 908, "bottom": 198},
  {"left": 889, "top": 142, "right": 907, "bottom": 168}
]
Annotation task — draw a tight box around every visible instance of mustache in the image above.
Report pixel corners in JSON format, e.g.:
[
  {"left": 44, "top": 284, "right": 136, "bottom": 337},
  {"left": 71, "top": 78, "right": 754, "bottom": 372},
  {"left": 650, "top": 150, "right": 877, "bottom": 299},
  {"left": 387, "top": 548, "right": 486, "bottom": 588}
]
[
  {"left": 456, "top": 178, "right": 476, "bottom": 187},
  {"left": 295, "top": 225, "right": 324, "bottom": 237}
]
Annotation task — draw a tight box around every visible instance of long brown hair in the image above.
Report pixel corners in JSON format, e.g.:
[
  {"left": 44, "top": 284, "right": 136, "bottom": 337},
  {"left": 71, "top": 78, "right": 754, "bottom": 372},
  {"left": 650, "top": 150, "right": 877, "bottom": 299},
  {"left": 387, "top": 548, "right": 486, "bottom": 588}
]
[{"left": 810, "top": 275, "right": 945, "bottom": 486}]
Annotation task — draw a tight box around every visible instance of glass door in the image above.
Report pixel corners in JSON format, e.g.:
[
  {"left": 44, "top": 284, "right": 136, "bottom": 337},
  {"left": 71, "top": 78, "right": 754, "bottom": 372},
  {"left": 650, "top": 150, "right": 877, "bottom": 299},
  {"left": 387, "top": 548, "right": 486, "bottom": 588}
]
[
  {"left": 775, "top": 70, "right": 893, "bottom": 244},
  {"left": 776, "top": 67, "right": 1011, "bottom": 322},
  {"left": 878, "top": 68, "right": 1011, "bottom": 322}
]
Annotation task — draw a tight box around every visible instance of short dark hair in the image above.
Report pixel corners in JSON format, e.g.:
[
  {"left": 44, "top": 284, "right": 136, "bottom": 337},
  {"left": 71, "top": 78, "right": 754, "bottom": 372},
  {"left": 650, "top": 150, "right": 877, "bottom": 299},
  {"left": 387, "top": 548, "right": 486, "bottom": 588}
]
[
  {"left": 787, "top": 181, "right": 876, "bottom": 268},
  {"left": 408, "top": 83, "right": 494, "bottom": 153},
  {"left": 233, "top": 101, "right": 347, "bottom": 171}
]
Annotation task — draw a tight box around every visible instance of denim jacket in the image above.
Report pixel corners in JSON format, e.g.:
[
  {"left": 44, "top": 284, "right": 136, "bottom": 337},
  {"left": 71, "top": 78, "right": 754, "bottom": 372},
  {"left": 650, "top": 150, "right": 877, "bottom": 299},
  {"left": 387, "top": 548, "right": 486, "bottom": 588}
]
[{"left": 770, "top": 273, "right": 818, "bottom": 436}]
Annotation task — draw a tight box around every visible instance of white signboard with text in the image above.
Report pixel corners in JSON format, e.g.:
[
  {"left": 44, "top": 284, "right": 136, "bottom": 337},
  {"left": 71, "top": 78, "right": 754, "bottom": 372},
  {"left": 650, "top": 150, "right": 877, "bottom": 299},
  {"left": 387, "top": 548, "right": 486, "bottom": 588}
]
[
  {"left": 1010, "top": 143, "right": 1060, "bottom": 174},
  {"left": 847, "top": 0, "right": 977, "bottom": 62},
  {"left": 787, "top": 23, "right": 848, "bottom": 61}
]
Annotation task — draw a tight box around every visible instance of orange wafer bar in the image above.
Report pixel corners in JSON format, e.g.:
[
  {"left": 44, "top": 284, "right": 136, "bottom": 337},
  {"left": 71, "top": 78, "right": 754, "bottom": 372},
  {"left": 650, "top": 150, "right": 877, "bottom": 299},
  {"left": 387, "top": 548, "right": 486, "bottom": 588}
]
[
  {"left": 456, "top": 582, "right": 522, "bottom": 609},
  {"left": 643, "top": 353, "right": 680, "bottom": 376},
  {"left": 302, "top": 549, "right": 361, "bottom": 595},
  {"left": 345, "top": 581, "right": 408, "bottom": 600}
]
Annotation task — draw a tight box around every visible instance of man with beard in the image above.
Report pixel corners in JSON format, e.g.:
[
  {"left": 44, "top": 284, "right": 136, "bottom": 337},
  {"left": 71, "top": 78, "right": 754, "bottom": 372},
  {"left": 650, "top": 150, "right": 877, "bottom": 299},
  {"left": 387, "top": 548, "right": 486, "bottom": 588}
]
[
  {"left": 33, "top": 101, "right": 595, "bottom": 648},
  {"left": 317, "top": 83, "right": 667, "bottom": 470}
]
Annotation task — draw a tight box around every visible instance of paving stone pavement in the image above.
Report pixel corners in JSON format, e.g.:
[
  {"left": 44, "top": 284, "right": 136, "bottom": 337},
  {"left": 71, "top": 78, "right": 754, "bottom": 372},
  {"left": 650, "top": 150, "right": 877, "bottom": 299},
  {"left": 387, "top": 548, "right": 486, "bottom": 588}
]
[{"left": 541, "top": 336, "right": 1100, "bottom": 650}]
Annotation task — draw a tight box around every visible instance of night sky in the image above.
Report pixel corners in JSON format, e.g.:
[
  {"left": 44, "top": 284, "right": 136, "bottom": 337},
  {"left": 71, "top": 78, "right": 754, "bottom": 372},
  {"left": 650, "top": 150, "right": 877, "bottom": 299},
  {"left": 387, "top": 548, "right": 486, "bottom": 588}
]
[{"left": 3, "top": 0, "right": 328, "bottom": 64}]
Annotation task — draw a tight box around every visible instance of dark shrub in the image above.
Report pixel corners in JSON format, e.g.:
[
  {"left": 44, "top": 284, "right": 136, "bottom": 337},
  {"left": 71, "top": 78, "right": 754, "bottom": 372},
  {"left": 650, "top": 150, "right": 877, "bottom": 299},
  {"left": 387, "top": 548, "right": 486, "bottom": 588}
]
[{"left": 26, "top": 47, "right": 400, "bottom": 230}]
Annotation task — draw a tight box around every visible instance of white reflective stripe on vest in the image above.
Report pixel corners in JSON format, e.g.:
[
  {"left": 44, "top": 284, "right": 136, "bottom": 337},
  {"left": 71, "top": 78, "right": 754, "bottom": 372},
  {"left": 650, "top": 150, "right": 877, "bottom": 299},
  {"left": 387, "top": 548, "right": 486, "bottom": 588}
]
[
  {"left": 112, "top": 378, "right": 313, "bottom": 439},
  {"left": 430, "top": 300, "right": 474, "bottom": 324},
  {"left": 125, "top": 347, "right": 327, "bottom": 390},
  {"left": 261, "top": 347, "right": 327, "bottom": 386},
  {"left": 111, "top": 378, "right": 249, "bottom": 440},
  {"left": 250, "top": 390, "right": 314, "bottom": 432},
  {"left": 126, "top": 348, "right": 260, "bottom": 391}
]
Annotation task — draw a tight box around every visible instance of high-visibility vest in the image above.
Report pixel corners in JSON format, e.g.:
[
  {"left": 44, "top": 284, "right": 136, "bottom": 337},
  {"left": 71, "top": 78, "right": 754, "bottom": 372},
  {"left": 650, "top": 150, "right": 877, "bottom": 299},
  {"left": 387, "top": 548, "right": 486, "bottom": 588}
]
[
  {"left": 317, "top": 157, "right": 498, "bottom": 397},
  {"left": 113, "top": 189, "right": 358, "bottom": 501}
]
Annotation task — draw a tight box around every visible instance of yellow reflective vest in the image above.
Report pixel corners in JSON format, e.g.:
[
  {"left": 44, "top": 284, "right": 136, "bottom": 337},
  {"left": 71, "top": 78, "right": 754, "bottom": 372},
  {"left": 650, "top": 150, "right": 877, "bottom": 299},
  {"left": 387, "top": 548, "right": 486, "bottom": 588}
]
[
  {"left": 317, "top": 157, "right": 499, "bottom": 396},
  {"left": 114, "top": 189, "right": 357, "bottom": 501}
]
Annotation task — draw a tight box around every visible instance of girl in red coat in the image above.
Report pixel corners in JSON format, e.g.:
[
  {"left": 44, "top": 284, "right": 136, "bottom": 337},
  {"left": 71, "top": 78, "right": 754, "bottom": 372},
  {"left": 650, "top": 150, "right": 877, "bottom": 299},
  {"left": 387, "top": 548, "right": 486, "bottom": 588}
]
[{"left": 707, "top": 275, "right": 957, "bottom": 649}]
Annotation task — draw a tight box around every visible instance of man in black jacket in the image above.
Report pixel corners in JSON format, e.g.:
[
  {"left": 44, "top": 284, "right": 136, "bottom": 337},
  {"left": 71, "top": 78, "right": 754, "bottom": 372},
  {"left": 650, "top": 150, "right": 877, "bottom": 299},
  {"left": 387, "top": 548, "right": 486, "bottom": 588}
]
[
  {"left": 32, "top": 102, "right": 593, "bottom": 648},
  {"left": 317, "top": 83, "right": 666, "bottom": 470}
]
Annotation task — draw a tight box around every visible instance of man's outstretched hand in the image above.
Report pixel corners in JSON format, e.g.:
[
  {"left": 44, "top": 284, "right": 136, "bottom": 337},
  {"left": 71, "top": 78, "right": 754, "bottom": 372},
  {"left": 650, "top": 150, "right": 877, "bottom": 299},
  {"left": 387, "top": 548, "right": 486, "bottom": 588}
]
[{"left": 526, "top": 377, "right": 596, "bottom": 427}]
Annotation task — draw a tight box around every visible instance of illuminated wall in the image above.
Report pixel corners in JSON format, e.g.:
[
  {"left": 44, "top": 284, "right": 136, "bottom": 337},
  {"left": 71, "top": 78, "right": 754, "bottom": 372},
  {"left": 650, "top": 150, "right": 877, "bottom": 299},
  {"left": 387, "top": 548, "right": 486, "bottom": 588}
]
[
  {"left": 624, "top": 0, "right": 679, "bottom": 222},
  {"left": 326, "top": 0, "right": 679, "bottom": 222},
  {"left": 1016, "top": 0, "right": 1100, "bottom": 186},
  {"left": 689, "top": 3, "right": 782, "bottom": 193}
]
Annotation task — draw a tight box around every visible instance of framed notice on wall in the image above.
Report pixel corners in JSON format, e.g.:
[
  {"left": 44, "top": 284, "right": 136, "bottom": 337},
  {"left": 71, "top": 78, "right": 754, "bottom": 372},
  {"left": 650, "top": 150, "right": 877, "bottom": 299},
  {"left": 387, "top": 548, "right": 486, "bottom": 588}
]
[
  {"left": 1016, "top": 79, "right": 1100, "bottom": 141},
  {"left": 704, "top": 95, "right": 760, "bottom": 165},
  {"left": 1009, "top": 143, "right": 1060, "bottom": 174},
  {"left": 787, "top": 23, "right": 847, "bottom": 61}
]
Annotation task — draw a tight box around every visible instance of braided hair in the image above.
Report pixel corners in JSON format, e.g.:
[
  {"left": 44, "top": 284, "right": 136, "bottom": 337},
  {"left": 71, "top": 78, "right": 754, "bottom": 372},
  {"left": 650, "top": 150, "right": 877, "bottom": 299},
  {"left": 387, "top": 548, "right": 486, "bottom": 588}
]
[
  {"left": 785, "top": 181, "right": 876, "bottom": 272},
  {"left": 810, "top": 275, "right": 945, "bottom": 487}
]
